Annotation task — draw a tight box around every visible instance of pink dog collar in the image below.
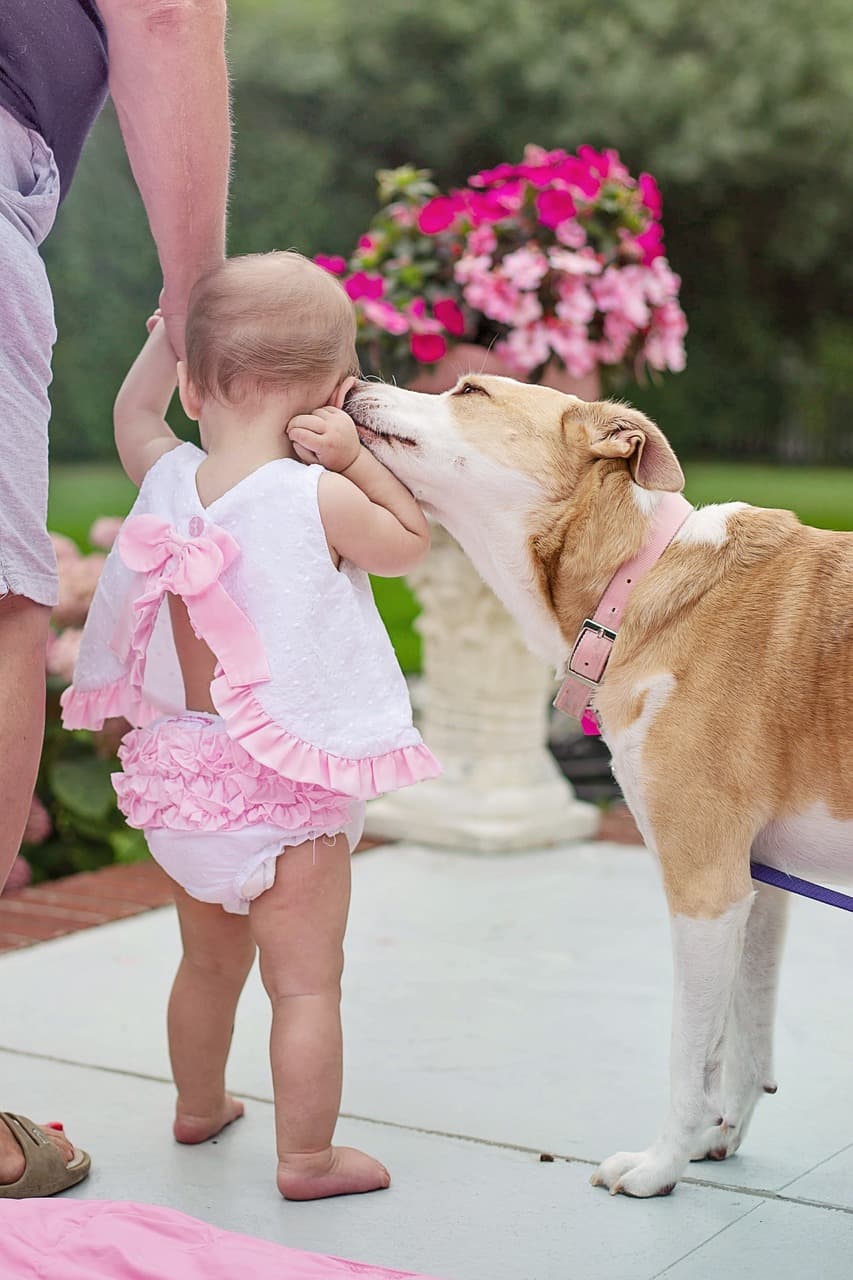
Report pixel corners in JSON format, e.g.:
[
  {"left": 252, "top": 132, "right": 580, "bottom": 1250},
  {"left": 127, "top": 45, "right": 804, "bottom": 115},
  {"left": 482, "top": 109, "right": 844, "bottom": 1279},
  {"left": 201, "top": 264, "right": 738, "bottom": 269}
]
[{"left": 554, "top": 492, "right": 693, "bottom": 734}]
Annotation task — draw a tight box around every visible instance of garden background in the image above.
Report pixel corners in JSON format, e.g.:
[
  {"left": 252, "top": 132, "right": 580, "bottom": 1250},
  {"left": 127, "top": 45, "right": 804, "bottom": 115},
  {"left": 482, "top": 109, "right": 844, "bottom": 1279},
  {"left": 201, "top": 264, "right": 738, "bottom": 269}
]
[{"left": 32, "top": 0, "right": 852, "bottom": 879}]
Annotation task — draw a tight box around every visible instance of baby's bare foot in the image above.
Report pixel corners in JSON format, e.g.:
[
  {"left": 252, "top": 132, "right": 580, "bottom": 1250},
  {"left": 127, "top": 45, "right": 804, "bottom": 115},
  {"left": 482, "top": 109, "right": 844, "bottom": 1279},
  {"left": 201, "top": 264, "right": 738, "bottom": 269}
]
[
  {"left": 277, "top": 1145, "right": 391, "bottom": 1200},
  {"left": 174, "top": 1093, "right": 244, "bottom": 1145}
]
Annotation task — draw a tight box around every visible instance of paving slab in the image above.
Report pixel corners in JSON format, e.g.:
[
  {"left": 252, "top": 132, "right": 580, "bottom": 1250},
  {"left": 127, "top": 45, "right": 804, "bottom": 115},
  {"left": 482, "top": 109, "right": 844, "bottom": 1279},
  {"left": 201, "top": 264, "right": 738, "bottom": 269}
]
[
  {"left": 654, "top": 1197, "right": 853, "bottom": 1280},
  {"left": 3, "top": 842, "right": 853, "bottom": 1205},
  {"left": 0, "top": 1050, "right": 757, "bottom": 1280}
]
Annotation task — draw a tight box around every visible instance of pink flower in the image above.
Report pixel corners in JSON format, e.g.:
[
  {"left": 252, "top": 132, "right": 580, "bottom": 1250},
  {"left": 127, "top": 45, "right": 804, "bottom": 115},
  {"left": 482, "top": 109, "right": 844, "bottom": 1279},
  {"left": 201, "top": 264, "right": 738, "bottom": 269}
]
[
  {"left": 644, "top": 257, "right": 682, "bottom": 307},
  {"left": 501, "top": 246, "right": 549, "bottom": 291},
  {"left": 53, "top": 554, "right": 106, "bottom": 627},
  {"left": 644, "top": 301, "right": 688, "bottom": 372},
  {"left": 314, "top": 254, "right": 347, "bottom": 276},
  {"left": 50, "top": 532, "right": 81, "bottom": 566},
  {"left": 600, "top": 312, "right": 636, "bottom": 362},
  {"left": 417, "top": 196, "right": 463, "bottom": 235},
  {"left": 555, "top": 278, "right": 596, "bottom": 327},
  {"left": 636, "top": 222, "right": 665, "bottom": 265},
  {"left": 361, "top": 299, "right": 410, "bottom": 335},
  {"left": 463, "top": 272, "right": 542, "bottom": 326},
  {"left": 389, "top": 203, "right": 419, "bottom": 228},
  {"left": 410, "top": 333, "right": 448, "bottom": 364},
  {"left": 555, "top": 219, "right": 587, "bottom": 249},
  {"left": 46, "top": 626, "right": 83, "bottom": 683},
  {"left": 454, "top": 254, "right": 492, "bottom": 286},
  {"left": 592, "top": 265, "right": 650, "bottom": 329},
  {"left": 638, "top": 173, "right": 662, "bottom": 219},
  {"left": 88, "top": 516, "right": 123, "bottom": 550},
  {"left": 547, "top": 322, "right": 598, "bottom": 378},
  {"left": 344, "top": 272, "right": 384, "bottom": 302},
  {"left": 496, "top": 323, "right": 551, "bottom": 375},
  {"left": 22, "top": 794, "right": 52, "bottom": 846},
  {"left": 466, "top": 225, "right": 497, "bottom": 256},
  {"left": 358, "top": 234, "right": 378, "bottom": 251},
  {"left": 536, "top": 188, "right": 577, "bottom": 229},
  {"left": 549, "top": 247, "right": 601, "bottom": 277},
  {"left": 4, "top": 853, "right": 33, "bottom": 891},
  {"left": 433, "top": 297, "right": 466, "bottom": 336}
]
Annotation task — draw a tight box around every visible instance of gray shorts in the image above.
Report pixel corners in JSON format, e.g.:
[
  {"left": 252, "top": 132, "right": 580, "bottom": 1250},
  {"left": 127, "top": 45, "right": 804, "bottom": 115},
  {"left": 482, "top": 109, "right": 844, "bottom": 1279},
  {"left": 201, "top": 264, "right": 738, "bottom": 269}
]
[{"left": 0, "top": 105, "right": 60, "bottom": 606}]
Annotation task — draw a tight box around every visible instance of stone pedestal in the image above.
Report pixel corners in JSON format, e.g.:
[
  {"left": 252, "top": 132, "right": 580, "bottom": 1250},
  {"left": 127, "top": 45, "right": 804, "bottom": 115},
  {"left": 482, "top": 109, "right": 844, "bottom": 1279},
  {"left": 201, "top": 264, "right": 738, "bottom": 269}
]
[{"left": 366, "top": 526, "right": 599, "bottom": 852}]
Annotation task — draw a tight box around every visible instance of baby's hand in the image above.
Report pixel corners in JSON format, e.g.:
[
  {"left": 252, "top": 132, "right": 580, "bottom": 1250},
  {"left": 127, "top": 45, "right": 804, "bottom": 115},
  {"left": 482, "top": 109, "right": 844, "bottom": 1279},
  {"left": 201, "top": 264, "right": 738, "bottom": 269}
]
[
  {"left": 287, "top": 407, "right": 361, "bottom": 471},
  {"left": 146, "top": 307, "right": 163, "bottom": 334}
]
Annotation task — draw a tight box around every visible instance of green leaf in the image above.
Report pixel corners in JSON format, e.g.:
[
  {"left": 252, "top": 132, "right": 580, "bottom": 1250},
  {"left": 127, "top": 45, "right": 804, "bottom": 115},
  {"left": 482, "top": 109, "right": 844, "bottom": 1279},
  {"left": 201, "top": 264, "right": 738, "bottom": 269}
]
[
  {"left": 48, "top": 756, "right": 116, "bottom": 823},
  {"left": 109, "top": 827, "right": 151, "bottom": 865}
]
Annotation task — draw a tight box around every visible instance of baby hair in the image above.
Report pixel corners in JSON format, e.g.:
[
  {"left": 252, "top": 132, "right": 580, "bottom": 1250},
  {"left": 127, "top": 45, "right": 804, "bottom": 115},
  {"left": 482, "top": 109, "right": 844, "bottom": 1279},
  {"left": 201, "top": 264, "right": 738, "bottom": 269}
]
[{"left": 185, "top": 251, "right": 359, "bottom": 404}]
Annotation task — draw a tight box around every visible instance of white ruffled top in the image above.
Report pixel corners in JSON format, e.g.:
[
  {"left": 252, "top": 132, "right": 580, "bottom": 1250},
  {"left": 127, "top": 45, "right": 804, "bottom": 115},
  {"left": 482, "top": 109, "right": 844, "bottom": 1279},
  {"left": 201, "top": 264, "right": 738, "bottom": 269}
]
[{"left": 61, "top": 443, "right": 440, "bottom": 799}]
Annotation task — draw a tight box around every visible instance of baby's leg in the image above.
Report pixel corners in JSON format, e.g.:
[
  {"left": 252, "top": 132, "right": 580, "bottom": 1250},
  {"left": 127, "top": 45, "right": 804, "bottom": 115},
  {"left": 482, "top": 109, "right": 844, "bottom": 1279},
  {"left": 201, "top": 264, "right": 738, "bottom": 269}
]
[
  {"left": 249, "top": 834, "right": 390, "bottom": 1200},
  {"left": 168, "top": 883, "right": 256, "bottom": 1143}
]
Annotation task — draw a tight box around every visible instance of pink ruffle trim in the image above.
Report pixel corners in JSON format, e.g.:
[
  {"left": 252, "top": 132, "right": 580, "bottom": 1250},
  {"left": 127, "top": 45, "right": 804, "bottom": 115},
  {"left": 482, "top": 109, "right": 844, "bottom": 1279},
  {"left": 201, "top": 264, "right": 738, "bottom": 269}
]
[
  {"left": 60, "top": 681, "right": 166, "bottom": 731},
  {"left": 115, "top": 720, "right": 354, "bottom": 834},
  {"left": 211, "top": 674, "right": 441, "bottom": 801}
]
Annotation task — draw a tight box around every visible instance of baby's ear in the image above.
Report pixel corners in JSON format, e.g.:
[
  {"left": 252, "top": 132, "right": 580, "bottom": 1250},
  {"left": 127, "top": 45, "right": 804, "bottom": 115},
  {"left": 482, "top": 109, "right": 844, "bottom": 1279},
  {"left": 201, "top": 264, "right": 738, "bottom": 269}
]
[
  {"left": 177, "top": 362, "right": 203, "bottom": 422},
  {"left": 331, "top": 375, "right": 358, "bottom": 411},
  {"left": 587, "top": 404, "right": 684, "bottom": 492}
]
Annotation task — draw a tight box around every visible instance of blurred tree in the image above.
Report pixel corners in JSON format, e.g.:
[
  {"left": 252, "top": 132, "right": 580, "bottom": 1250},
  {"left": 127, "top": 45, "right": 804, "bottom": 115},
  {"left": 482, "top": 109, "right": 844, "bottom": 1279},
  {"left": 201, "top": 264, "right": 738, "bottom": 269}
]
[{"left": 44, "top": 0, "right": 853, "bottom": 463}]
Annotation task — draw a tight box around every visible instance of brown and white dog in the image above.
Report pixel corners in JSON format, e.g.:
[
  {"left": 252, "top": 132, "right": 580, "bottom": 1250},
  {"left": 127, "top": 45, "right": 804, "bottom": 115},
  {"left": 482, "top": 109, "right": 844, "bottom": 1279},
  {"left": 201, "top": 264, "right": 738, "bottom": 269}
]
[{"left": 347, "top": 374, "right": 853, "bottom": 1198}]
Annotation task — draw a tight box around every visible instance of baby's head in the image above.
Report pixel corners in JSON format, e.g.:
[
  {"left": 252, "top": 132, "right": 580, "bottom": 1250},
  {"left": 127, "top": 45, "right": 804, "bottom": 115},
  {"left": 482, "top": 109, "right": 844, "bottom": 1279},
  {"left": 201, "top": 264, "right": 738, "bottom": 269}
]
[{"left": 181, "top": 251, "right": 358, "bottom": 419}]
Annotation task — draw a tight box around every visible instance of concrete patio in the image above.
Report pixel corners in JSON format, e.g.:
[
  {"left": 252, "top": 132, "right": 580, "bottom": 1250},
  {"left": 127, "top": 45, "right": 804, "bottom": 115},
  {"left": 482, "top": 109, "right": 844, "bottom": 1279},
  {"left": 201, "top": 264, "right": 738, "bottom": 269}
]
[{"left": 2, "top": 839, "right": 853, "bottom": 1279}]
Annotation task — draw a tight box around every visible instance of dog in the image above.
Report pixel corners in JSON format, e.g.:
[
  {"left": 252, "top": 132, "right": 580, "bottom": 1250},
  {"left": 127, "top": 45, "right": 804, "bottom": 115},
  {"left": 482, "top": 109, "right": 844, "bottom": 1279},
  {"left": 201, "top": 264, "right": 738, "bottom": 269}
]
[{"left": 346, "top": 374, "right": 853, "bottom": 1198}]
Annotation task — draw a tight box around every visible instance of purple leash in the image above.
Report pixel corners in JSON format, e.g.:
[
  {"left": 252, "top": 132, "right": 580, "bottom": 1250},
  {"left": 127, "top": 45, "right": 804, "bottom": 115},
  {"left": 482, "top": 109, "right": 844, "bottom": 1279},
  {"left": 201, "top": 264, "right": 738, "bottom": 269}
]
[{"left": 750, "top": 863, "right": 853, "bottom": 912}]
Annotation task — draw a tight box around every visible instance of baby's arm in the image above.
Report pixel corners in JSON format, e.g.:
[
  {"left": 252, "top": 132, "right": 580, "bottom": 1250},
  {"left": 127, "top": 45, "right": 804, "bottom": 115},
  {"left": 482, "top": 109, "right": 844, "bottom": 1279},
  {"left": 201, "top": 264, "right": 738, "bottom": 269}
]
[
  {"left": 114, "top": 315, "right": 181, "bottom": 485},
  {"left": 287, "top": 407, "right": 430, "bottom": 576}
]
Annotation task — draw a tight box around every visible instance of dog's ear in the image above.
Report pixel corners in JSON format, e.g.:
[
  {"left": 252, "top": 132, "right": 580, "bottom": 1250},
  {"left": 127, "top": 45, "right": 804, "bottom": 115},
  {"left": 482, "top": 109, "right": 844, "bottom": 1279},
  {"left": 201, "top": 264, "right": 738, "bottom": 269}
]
[{"left": 587, "top": 406, "right": 684, "bottom": 492}]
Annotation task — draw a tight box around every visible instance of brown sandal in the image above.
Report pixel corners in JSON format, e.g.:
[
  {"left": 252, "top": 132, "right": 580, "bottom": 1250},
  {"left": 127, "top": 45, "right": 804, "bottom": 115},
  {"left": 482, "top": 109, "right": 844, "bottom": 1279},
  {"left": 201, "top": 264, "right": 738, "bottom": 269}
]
[{"left": 0, "top": 1113, "right": 91, "bottom": 1197}]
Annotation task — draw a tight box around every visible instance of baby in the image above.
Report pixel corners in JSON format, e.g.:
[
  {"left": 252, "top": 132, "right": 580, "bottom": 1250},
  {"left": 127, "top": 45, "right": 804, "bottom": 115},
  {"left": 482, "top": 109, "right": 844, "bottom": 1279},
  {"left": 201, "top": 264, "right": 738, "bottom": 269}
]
[{"left": 61, "top": 252, "right": 440, "bottom": 1199}]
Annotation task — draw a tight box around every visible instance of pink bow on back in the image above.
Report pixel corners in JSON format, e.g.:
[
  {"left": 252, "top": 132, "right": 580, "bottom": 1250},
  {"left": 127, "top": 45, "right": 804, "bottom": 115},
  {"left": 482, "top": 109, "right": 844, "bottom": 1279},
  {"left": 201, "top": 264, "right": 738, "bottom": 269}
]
[
  {"left": 119, "top": 515, "right": 239, "bottom": 597},
  {"left": 117, "top": 514, "right": 269, "bottom": 689}
]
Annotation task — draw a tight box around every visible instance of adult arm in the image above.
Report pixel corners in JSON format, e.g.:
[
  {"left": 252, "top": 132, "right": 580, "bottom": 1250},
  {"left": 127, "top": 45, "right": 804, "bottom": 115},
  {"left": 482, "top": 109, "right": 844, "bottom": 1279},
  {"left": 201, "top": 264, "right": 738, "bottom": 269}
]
[{"left": 97, "top": 0, "right": 231, "bottom": 359}]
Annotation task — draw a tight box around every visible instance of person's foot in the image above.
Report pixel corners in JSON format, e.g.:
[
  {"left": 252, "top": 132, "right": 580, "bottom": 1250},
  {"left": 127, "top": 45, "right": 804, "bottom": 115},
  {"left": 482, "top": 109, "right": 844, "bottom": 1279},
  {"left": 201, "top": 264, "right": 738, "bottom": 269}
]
[
  {"left": 277, "top": 1145, "right": 391, "bottom": 1200},
  {"left": 0, "top": 1119, "right": 76, "bottom": 1185},
  {"left": 173, "top": 1093, "right": 244, "bottom": 1144}
]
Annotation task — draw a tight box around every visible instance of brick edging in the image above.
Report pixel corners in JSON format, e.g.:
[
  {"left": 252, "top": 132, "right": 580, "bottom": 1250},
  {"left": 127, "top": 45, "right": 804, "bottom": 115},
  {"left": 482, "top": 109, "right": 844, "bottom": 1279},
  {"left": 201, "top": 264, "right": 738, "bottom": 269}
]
[{"left": 0, "top": 839, "right": 389, "bottom": 954}]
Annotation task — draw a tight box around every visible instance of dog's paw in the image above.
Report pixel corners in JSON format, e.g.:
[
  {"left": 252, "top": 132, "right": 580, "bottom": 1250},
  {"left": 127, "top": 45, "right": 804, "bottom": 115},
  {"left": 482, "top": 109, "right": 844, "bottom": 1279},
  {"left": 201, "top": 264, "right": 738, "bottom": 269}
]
[
  {"left": 591, "top": 1148, "right": 683, "bottom": 1198},
  {"left": 690, "top": 1119, "right": 739, "bottom": 1162}
]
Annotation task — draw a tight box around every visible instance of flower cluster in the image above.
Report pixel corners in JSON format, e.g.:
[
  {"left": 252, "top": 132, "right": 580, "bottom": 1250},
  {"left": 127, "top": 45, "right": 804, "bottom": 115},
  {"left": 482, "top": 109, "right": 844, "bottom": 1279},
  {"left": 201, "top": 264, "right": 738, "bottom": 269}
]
[{"left": 317, "top": 146, "right": 686, "bottom": 388}]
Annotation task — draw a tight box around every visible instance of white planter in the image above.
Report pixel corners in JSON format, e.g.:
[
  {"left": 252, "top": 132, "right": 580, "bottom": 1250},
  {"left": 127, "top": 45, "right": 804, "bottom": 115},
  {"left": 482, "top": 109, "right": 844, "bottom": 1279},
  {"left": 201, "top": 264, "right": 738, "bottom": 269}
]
[{"left": 365, "top": 346, "right": 600, "bottom": 852}]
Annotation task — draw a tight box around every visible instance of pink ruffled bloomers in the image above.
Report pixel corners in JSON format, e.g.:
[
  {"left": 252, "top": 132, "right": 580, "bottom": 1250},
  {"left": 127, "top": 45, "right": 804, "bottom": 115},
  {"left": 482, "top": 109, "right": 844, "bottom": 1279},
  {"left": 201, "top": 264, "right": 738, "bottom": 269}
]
[
  {"left": 114, "top": 714, "right": 363, "bottom": 915},
  {"left": 114, "top": 714, "right": 353, "bottom": 834}
]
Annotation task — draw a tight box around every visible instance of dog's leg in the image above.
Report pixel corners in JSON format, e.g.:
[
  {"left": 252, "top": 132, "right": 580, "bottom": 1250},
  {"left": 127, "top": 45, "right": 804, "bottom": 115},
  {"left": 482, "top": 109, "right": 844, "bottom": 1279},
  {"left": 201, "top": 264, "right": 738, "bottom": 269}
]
[
  {"left": 592, "top": 885, "right": 752, "bottom": 1198},
  {"left": 691, "top": 880, "right": 789, "bottom": 1162}
]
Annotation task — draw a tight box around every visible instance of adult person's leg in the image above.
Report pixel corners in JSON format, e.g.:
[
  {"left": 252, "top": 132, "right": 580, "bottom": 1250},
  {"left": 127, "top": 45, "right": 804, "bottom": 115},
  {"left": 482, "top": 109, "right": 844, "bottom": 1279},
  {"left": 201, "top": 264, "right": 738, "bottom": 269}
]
[{"left": 0, "top": 105, "right": 89, "bottom": 1190}]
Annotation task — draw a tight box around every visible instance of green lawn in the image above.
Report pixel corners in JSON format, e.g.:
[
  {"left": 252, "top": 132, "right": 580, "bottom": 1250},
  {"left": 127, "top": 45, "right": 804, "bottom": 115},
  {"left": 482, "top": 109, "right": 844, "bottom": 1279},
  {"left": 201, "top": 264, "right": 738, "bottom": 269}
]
[{"left": 49, "top": 459, "right": 851, "bottom": 674}]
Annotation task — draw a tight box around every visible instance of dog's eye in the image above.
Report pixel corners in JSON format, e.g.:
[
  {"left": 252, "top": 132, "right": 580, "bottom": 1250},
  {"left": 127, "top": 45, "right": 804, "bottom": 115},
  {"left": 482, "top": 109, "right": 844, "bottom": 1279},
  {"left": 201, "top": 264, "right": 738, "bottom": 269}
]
[{"left": 454, "top": 381, "right": 489, "bottom": 397}]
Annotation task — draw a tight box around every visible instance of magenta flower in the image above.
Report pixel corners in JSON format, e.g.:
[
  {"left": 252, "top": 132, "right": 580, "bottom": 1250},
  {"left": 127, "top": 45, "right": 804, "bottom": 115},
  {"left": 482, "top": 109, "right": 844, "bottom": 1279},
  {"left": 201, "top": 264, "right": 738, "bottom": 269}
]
[
  {"left": 344, "top": 272, "right": 385, "bottom": 302},
  {"left": 636, "top": 222, "right": 665, "bottom": 265},
  {"left": 417, "top": 196, "right": 463, "bottom": 235},
  {"left": 536, "top": 188, "right": 577, "bottom": 229},
  {"left": 314, "top": 254, "right": 347, "bottom": 276},
  {"left": 433, "top": 297, "right": 466, "bottom": 336},
  {"left": 638, "top": 173, "right": 663, "bottom": 219},
  {"left": 410, "top": 332, "right": 448, "bottom": 363}
]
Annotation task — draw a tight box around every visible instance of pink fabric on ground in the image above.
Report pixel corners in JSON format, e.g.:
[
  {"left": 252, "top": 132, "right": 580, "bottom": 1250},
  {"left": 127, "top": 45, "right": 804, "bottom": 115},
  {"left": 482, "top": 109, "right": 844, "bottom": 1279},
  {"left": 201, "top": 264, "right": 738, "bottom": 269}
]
[{"left": 0, "top": 1199, "right": 446, "bottom": 1280}]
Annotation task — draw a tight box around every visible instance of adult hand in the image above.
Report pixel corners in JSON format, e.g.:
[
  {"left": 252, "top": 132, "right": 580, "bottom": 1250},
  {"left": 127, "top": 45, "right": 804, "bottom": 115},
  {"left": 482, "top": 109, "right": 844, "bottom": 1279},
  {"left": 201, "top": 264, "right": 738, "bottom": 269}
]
[{"left": 159, "top": 290, "right": 188, "bottom": 362}]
